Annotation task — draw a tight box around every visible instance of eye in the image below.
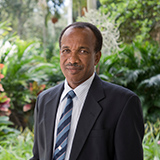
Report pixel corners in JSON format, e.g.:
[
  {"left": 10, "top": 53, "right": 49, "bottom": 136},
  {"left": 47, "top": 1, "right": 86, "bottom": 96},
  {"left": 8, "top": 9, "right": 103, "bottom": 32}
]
[
  {"left": 79, "top": 49, "right": 89, "bottom": 54},
  {"left": 61, "top": 49, "right": 71, "bottom": 54}
]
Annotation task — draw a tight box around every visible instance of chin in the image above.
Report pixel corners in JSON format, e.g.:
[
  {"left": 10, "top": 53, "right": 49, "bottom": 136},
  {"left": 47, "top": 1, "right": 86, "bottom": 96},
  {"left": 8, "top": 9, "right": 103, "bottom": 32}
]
[{"left": 68, "top": 78, "right": 84, "bottom": 86}]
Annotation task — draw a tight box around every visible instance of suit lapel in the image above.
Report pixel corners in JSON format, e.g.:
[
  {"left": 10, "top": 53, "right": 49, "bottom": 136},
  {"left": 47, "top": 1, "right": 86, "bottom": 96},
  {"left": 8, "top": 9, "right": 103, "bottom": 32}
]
[
  {"left": 69, "top": 74, "right": 105, "bottom": 160},
  {"left": 44, "top": 83, "right": 64, "bottom": 159}
]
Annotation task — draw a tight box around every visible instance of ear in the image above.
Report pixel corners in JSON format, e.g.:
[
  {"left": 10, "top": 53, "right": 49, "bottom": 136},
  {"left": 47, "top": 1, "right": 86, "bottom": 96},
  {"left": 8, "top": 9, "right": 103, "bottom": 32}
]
[{"left": 94, "top": 51, "right": 101, "bottom": 66}]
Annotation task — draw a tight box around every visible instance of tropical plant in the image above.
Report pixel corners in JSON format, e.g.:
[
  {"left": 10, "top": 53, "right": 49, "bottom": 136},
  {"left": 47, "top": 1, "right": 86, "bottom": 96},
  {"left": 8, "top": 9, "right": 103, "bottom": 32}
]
[
  {"left": 0, "top": 19, "right": 64, "bottom": 128},
  {"left": 143, "top": 120, "right": 160, "bottom": 160},
  {"left": 23, "top": 81, "right": 46, "bottom": 112},
  {"left": 0, "top": 116, "right": 19, "bottom": 143},
  {"left": 1, "top": 36, "right": 64, "bottom": 128},
  {"left": 0, "top": 64, "right": 14, "bottom": 141},
  {"left": 0, "top": 128, "right": 33, "bottom": 160},
  {"left": 99, "top": 0, "right": 160, "bottom": 42},
  {"left": 1, "top": 39, "right": 47, "bottom": 128},
  {"left": 99, "top": 41, "right": 160, "bottom": 122},
  {"left": 0, "top": 63, "right": 11, "bottom": 117},
  {"left": 0, "top": 21, "right": 15, "bottom": 42}
]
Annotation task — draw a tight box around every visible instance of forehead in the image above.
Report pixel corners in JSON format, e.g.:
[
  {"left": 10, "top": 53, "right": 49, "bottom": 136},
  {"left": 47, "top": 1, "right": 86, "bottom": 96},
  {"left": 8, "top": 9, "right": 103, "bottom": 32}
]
[
  {"left": 61, "top": 27, "right": 96, "bottom": 46},
  {"left": 63, "top": 26, "right": 92, "bottom": 35}
]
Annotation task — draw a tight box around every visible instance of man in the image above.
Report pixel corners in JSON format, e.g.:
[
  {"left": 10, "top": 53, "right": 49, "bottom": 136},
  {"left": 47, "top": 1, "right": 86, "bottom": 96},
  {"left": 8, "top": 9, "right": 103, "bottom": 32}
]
[{"left": 30, "top": 22, "right": 144, "bottom": 160}]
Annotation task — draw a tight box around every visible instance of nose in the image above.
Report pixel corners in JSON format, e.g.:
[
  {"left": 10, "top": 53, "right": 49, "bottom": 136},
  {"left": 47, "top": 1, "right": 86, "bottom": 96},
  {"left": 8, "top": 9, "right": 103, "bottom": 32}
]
[{"left": 68, "top": 51, "right": 80, "bottom": 64}]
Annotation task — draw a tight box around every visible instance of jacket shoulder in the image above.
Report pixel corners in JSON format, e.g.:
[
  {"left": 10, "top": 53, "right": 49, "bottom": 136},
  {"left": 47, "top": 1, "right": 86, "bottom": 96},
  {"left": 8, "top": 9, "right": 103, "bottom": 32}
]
[{"left": 102, "top": 80, "right": 137, "bottom": 97}]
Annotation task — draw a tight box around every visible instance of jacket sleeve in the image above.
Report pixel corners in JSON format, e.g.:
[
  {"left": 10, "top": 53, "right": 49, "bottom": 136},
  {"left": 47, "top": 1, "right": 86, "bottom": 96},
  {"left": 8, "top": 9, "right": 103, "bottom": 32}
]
[
  {"left": 30, "top": 96, "right": 40, "bottom": 160},
  {"left": 114, "top": 95, "right": 144, "bottom": 160}
]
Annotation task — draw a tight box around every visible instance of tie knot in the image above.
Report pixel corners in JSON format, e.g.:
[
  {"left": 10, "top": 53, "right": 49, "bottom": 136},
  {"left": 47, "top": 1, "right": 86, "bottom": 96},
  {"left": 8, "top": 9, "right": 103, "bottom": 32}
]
[{"left": 67, "top": 90, "right": 76, "bottom": 99}]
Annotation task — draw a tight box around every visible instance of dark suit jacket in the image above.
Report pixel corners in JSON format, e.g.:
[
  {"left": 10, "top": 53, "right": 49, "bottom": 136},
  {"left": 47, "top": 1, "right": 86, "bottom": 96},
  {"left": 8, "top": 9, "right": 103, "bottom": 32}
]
[{"left": 30, "top": 74, "right": 144, "bottom": 160}]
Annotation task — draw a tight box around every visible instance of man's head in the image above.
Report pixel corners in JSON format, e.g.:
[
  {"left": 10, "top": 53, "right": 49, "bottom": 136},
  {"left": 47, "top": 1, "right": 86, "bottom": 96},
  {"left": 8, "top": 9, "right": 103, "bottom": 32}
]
[
  {"left": 59, "top": 22, "right": 103, "bottom": 53},
  {"left": 59, "top": 22, "right": 102, "bottom": 89}
]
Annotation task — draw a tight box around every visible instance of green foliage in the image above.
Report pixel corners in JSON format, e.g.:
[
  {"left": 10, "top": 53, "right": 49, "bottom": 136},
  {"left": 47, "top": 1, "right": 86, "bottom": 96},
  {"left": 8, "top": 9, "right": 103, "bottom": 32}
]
[
  {"left": 0, "top": 20, "right": 64, "bottom": 128},
  {"left": 99, "top": 41, "right": 160, "bottom": 122},
  {"left": 2, "top": 39, "right": 44, "bottom": 105},
  {"left": 0, "top": 116, "right": 12, "bottom": 126},
  {"left": 0, "top": 116, "right": 19, "bottom": 141},
  {"left": 0, "top": 19, "right": 63, "bottom": 128},
  {"left": 99, "top": 0, "right": 160, "bottom": 42},
  {"left": 0, "top": 128, "right": 33, "bottom": 160},
  {"left": 0, "top": 21, "right": 16, "bottom": 54},
  {"left": 143, "top": 120, "right": 160, "bottom": 160},
  {"left": 1, "top": 37, "right": 63, "bottom": 128},
  {"left": 0, "top": 21, "right": 12, "bottom": 40}
]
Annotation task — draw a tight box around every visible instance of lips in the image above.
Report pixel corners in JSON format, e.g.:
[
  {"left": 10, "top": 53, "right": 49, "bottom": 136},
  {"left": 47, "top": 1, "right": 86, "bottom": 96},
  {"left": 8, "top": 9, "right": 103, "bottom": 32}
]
[{"left": 66, "top": 66, "right": 82, "bottom": 74}]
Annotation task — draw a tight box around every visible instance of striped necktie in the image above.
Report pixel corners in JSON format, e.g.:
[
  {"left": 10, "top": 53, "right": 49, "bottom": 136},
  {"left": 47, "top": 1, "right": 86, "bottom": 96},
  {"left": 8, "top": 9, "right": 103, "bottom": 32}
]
[{"left": 53, "top": 90, "right": 76, "bottom": 160}]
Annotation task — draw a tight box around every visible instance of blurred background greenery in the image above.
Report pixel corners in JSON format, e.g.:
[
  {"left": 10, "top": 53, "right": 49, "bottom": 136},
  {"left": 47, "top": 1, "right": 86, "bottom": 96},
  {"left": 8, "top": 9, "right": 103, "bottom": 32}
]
[{"left": 0, "top": 0, "right": 160, "bottom": 159}]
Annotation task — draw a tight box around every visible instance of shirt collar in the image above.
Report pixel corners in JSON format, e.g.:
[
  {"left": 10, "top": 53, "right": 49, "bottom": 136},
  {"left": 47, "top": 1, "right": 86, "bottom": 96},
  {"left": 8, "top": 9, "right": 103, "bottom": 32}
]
[{"left": 60, "top": 73, "right": 95, "bottom": 102}]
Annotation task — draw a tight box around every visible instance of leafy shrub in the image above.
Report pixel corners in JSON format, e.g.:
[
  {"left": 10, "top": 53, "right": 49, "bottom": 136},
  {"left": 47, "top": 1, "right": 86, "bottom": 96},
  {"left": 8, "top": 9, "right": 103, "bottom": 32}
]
[
  {"left": 0, "top": 21, "right": 64, "bottom": 129},
  {"left": 0, "top": 63, "right": 11, "bottom": 117},
  {"left": 0, "top": 128, "right": 33, "bottom": 160},
  {"left": 99, "top": 0, "right": 160, "bottom": 43},
  {"left": 143, "top": 120, "right": 160, "bottom": 160},
  {"left": 99, "top": 41, "right": 160, "bottom": 122},
  {"left": 0, "top": 116, "right": 19, "bottom": 142},
  {"left": 1, "top": 39, "right": 46, "bottom": 128}
]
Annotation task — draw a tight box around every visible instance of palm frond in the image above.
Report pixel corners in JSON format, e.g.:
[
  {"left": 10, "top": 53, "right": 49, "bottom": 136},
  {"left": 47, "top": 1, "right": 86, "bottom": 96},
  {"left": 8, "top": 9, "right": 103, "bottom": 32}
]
[{"left": 139, "top": 74, "right": 160, "bottom": 88}]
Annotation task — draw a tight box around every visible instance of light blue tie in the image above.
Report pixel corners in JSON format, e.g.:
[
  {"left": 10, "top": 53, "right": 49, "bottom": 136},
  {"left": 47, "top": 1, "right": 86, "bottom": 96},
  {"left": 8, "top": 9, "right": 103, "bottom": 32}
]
[{"left": 53, "top": 90, "right": 76, "bottom": 160}]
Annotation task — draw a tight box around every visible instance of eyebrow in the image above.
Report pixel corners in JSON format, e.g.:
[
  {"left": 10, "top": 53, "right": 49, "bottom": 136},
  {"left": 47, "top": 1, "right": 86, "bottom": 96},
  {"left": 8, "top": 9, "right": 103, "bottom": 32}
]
[
  {"left": 61, "top": 46, "right": 90, "bottom": 50},
  {"left": 79, "top": 46, "right": 90, "bottom": 50},
  {"left": 61, "top": 46, "right": 69, "bottom": 49}
]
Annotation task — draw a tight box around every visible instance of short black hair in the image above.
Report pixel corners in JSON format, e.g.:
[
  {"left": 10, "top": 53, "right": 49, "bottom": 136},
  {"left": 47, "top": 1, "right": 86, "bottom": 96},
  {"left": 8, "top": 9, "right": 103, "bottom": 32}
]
[{"left": 59, "top": 22, "right": 103, "bottom": 53}]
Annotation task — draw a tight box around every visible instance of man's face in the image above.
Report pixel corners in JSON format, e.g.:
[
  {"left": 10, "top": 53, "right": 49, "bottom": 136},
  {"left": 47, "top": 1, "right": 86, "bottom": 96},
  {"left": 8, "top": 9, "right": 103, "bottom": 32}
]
[{"left": 60, "top": 27, "right": 101, "bottom": 89}]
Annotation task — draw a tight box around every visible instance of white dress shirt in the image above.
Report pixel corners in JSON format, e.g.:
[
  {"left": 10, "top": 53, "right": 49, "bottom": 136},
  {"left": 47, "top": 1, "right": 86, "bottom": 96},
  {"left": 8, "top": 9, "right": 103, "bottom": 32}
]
[{"left": 53, "top": 73, "right": 95, "bottom": 160}]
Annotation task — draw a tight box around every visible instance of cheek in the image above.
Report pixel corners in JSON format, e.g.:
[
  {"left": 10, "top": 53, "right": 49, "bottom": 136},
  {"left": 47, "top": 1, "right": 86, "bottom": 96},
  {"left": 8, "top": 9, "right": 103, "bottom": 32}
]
[
  {"left": 85, "top": 56, "right": 96, "bottom": 66},
  {"left": 60, "top": 53, "right": 71, "bottom": 62},
  {"left": 60, "top": 55, "right": 66, "bottom": 64},
  {"left": 60, "top": 57, "right": 65, "bottom": 71},
  {"left": 60, "top": 58, "right": 63, "bottom": 66}
]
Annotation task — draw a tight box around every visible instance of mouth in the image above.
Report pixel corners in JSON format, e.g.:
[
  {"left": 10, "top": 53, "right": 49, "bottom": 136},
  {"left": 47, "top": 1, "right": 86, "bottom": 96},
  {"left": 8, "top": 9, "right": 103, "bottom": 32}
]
[{"left": 66, "top": 67, "right": 82, "bottom": 74}]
